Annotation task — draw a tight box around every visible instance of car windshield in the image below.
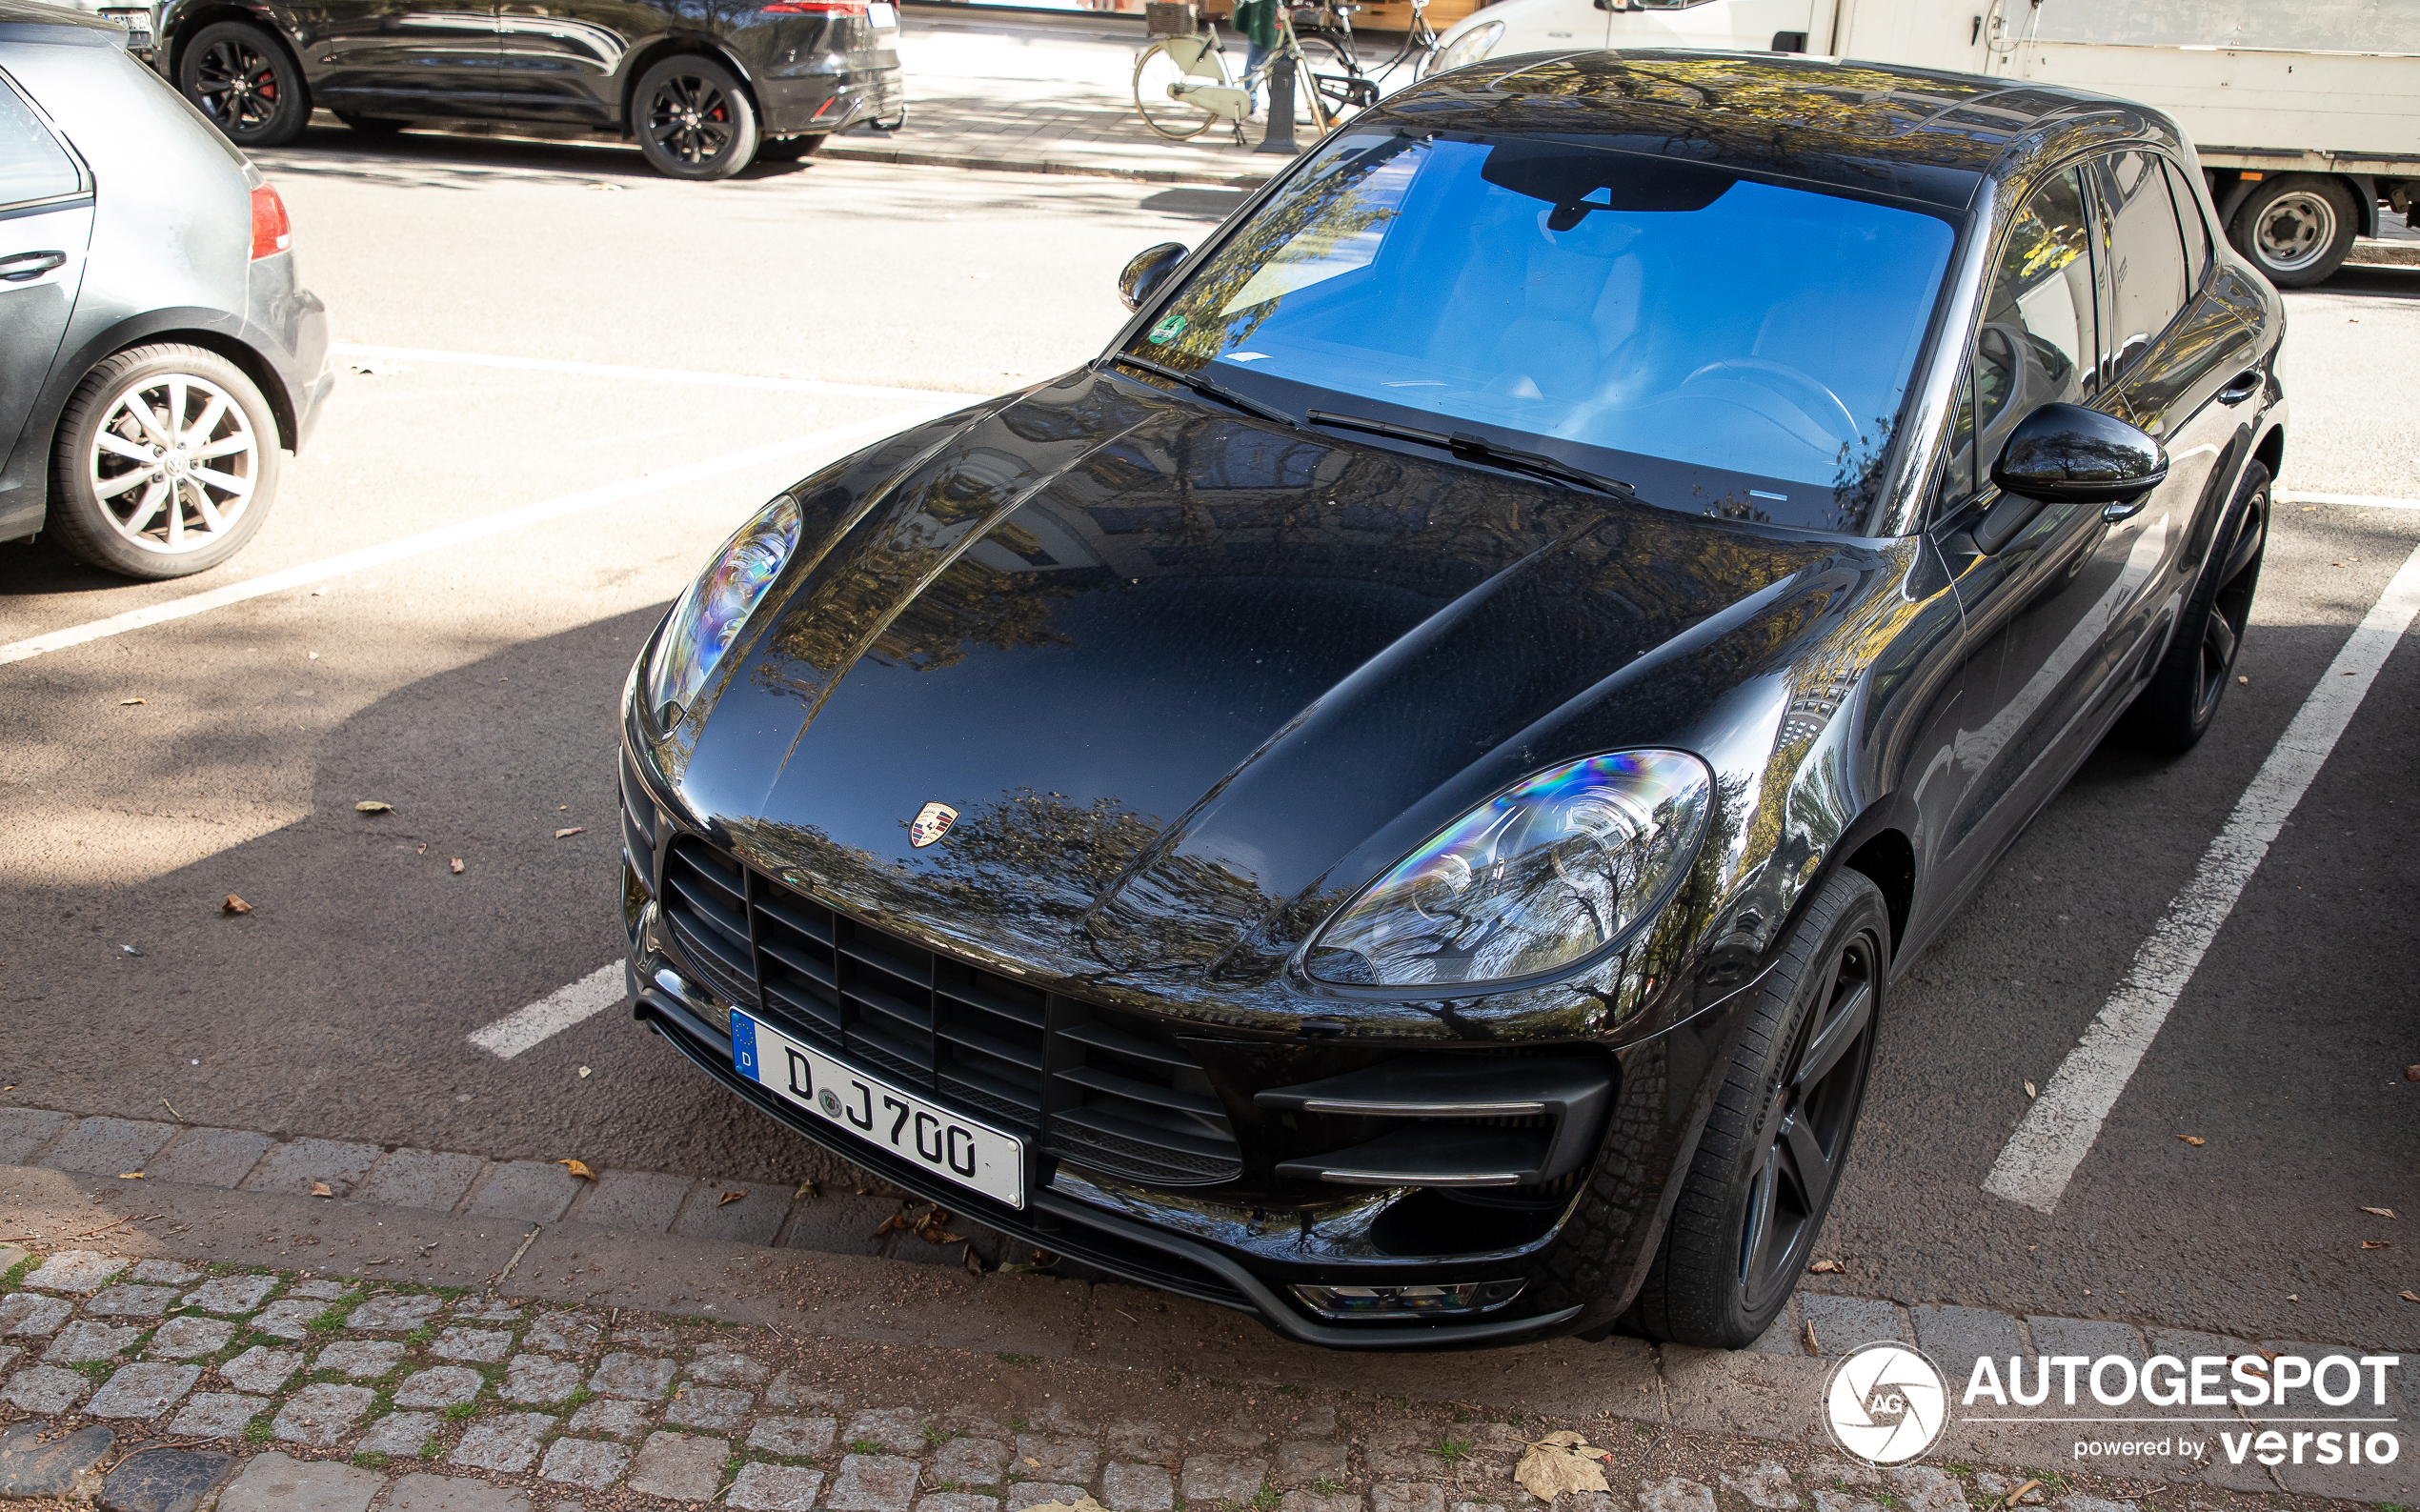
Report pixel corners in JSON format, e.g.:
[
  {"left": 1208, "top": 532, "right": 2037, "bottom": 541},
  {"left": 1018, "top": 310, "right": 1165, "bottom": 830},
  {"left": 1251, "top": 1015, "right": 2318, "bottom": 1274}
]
[{"left": 1121, "top": 131, "right": 1959, "bottom": 533}]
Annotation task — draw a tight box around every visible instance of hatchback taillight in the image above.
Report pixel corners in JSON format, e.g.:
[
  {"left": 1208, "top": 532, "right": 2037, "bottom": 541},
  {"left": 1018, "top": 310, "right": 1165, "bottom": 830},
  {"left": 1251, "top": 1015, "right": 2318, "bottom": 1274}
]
[
  {"left": 250, "top": 184, "right": 292, "bottom": 260},
  {"left": 760, "top": 1, "right": 865, "bottom": 11}
]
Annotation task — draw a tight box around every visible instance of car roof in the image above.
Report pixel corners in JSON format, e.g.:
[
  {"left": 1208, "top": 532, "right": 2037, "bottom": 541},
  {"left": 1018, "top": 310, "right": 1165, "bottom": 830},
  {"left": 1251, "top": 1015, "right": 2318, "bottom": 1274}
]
[
  {"left": 1374, "top": 50, "right": 2145, "bottom": 211},
  {"left": 0, "top": 0, "right": 123, "bottom": 44}
]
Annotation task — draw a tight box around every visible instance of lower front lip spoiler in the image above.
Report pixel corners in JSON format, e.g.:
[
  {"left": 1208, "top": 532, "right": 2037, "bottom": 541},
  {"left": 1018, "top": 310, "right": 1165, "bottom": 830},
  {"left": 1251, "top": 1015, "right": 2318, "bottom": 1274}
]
[{"left": 633, "top": 986, "right": 1583, "bottom": 1351}]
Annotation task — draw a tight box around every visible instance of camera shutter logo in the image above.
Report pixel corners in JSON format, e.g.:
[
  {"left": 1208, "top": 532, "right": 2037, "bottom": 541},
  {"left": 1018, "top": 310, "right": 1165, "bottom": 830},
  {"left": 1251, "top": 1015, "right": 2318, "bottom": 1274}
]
[{"left": 1825, "top": 1343, "right": 1948, "bottom": 1464}]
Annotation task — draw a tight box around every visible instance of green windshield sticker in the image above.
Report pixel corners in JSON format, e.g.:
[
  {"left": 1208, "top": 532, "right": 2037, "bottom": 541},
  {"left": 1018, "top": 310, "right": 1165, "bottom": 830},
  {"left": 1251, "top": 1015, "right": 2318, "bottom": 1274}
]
[{"left": 1146, "top": 313, "right": 1187, "bottom": 345}]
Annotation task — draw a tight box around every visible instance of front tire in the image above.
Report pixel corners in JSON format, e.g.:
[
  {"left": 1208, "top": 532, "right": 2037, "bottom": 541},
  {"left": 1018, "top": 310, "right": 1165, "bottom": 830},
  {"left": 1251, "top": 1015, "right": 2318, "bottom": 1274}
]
[
  {"left": 48, "top": 345, "right": 283, "bottom": 581},
  {"left": 2121, "top": 461, "right": 2269, "bottom": 754},
  {"left": 179, "top": 21, "right": 311, "bottom": 150},
  {"left": 1628, "top": 869, "right": 1887, "bottom": 1348},
  {"left": 2228, "top": 175, "right": 2356, "bottom": 288},
  {"left": 634, "top": 56, "right": 760, "bottom": 179}
]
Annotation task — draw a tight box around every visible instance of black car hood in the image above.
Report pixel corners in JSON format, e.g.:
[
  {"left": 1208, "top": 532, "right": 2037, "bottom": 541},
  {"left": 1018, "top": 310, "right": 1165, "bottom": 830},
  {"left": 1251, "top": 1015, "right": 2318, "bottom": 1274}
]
[{"left": 675, "top": 368, "right": 1842, "bottom": 1000}]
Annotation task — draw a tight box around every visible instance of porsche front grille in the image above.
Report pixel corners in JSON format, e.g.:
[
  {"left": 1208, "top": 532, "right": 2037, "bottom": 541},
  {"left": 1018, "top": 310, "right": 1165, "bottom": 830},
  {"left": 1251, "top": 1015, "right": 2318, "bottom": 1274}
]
[{"left": 659, "top": 837, "right": 1241, "bottom": 1184}]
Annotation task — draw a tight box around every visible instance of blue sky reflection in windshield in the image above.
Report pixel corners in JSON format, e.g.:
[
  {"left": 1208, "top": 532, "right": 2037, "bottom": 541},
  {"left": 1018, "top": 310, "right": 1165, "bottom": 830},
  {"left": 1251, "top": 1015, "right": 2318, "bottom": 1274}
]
[{"left": 1129, "top": 133, "right": 1957, "bottom": 533}]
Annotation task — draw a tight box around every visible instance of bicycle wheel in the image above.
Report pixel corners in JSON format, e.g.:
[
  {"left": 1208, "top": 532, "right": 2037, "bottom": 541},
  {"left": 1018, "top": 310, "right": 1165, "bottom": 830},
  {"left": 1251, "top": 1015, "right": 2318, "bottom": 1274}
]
[
  {"left": 1135, "top": 38, "right": 1221, "bottom": 140},
  {"left": 1293, "top": 35, "right": 1358, "bottom": 127}
]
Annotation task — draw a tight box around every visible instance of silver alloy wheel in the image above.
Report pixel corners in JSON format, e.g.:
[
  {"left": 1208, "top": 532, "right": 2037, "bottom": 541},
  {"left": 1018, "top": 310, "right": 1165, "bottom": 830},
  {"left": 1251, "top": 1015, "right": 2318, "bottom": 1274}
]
[
  {"left": 2253, "top": 190, "right": 2338, "bottom": 274},
  {"left": 86, "top": 371, "right": 259, "bottom": 556}
]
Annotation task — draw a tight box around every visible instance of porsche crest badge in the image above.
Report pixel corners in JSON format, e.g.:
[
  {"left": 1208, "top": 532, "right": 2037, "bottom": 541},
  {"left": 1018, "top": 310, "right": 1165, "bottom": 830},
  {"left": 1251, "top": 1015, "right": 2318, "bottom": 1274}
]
[{"left": 908, "top": 801, "right": 958, "bottom": 849}]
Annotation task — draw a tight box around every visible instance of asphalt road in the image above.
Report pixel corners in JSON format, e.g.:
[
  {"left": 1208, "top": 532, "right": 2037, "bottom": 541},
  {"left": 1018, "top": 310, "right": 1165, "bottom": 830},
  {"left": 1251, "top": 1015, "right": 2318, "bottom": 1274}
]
[{"left": 2, "top": 129, "right": 2412, "bottom": 1358}]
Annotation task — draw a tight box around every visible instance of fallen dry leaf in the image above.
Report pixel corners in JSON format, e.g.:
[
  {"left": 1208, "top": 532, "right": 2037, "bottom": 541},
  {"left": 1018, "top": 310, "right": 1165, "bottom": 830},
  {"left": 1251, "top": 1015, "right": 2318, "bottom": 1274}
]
[
  {"left": 2361, "top": 1206, "right": 2397, "bottom": 1219},
  {"left": 554, "top": 827, "right": 584, "bottom": 839},
  {"left": 2406, "top": 1065, "right": 2420, "bottom": 1082},
  {"left": 577, "top": 1066, "right": 591, "bottom": 1079},
  {"left": 556, "top": 1159, "right": 596, "bottom": 1180},
  {"left": 793, "top": 1180, "right": 818, "bottom": 1200},
  {"left": 1808, "top": 1259, "right": 1844, "bottom": 1275},
  {"left": 2362, "top": 1240, "right": 2390, "bottom": 1250},
  {"left": 2178, "top": 1135, "right": 2206, "bottom": 1146},
  {"left": 2403, "top": 1291, "right": 2419, "bottom": 1303},
  {"left": 1023, "top": 1458, "right": 1040, "bottom": 1468},
  {"left": 355, "top": 800, "right": 393, "bottom": 814},
  {"left": 309, "top": 1180, "right": 333, "bottom": 1199},
  {"left": 2000, "top": 1479, "right": 2043, "bottom": 1509},
  {"left": 118, "top": 1172, "right": 144, "bottom": 1179},
  {"left": 962, "top": 1242, "right": 985, "bottom": 1276},
  {"left": 911, "top": 1205, "right": 965, "bottom": 1244},
  {"left": 871, "top": 1213, "right": 911, "bottom": 1240},
  {"left": 2024, "top": 1080, "right": 2037, "bottom": 1099},
  {"left": 1514, "top": 1430, "right": 1611, "bottom": 1502},
  {"left": 119, "top": 697, "right": 145, "bottom": 706},
  {"left": 222, "top": 894, "right": 253, "bottom": 916},
  {"left": 450, "top": 857, "right": 464, "bottom": 875},
  {"left": 716, "top": 1190, "right": 745, "bottom": 1206}
]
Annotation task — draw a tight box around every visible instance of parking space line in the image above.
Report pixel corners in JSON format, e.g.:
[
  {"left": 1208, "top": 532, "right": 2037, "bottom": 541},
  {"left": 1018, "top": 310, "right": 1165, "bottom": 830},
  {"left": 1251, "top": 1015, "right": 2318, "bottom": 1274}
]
[
  {"left": 2274, "top": 490, "right": 2420, "bottom": 511},
  {"left": 330, "top": 344, "right": 990, "bottom": 404},
  {"left": 1983, "top": 536, "right": 2420, "bottom": 1214},
  {"left": 469, "top": 963, "right": 624, "bottom": 1058},
  {"left": 0, "top": 405, "right": 957, "bottom": 670}
]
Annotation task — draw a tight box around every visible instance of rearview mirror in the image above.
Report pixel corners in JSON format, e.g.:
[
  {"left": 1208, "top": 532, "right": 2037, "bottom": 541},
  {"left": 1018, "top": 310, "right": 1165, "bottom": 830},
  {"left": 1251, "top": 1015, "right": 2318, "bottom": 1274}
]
[
  {"left": 1119, "top": 242, "right": 1188, "bottom": 312},
  {"left": 1975, "top": 402, "right": 2168, "bottom": 554}
]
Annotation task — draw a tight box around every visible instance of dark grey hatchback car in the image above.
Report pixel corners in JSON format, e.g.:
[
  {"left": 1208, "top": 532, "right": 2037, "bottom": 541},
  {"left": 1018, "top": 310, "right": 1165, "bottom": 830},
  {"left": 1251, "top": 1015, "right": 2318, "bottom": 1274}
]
[
  {"left": 152, "top": 0, "right": 903, "bottom": 178},
  {"left": 0, "top": 0, "right": 330, "bottom": 579}
]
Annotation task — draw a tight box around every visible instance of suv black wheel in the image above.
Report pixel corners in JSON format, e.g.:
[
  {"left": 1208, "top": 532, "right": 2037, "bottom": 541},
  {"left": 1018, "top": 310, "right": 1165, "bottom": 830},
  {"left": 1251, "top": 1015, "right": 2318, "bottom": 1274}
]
[
  {"left": 1626, "top": 868, "right": 1886, "bottom": 1348},
  {"left": 634, "top": 56, "right": 759, "bottom": 179},
  {"left": 2122, "top": 461, "right": 2269, "bottom": 754},
  {"left": 179, "top": 21, "right": 311, "bottom": 149}
]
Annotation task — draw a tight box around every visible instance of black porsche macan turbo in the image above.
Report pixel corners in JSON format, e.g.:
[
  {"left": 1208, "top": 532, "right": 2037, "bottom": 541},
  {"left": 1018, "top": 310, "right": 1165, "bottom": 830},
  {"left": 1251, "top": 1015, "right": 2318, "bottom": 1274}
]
[{"left": 617, "top": 50, "right": 2285, "bottom": 1349}]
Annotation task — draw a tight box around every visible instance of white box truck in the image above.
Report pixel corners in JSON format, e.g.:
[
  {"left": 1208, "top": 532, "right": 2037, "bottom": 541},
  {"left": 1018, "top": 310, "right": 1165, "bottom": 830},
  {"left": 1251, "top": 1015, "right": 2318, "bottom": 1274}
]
[{"left": 1425, "top": 0, "right": 2420, "bottom": 285}]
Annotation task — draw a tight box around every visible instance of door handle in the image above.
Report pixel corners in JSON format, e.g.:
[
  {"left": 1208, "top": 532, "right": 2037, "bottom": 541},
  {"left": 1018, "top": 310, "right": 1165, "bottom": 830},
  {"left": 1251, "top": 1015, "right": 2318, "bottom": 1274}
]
[
  {"left": 2217, "top": 368, "right": 2261, "bottom": 405},
  {"left": 0, "top": 251, "right": 65, "bottom": 282}
]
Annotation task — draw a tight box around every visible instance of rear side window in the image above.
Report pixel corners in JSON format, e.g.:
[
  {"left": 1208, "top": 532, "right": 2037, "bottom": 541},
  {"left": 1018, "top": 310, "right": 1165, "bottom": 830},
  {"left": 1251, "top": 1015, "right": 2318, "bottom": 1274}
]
[
  {"left": 0, "top": 71, "right": 81, "bottom": 209},
  {"left": 2164, "top": 157, "right": 2212, "bottom": 290},
  {"left": 2092, "top": 151, "right": 2189, "bottom": 377}
]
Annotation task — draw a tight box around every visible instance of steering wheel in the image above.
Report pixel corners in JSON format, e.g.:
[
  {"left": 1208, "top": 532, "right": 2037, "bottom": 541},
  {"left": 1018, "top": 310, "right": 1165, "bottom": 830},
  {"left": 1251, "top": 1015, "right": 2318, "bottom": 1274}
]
[{"left": 1680, "top": 358, "right": 1863, "bottom": 452}]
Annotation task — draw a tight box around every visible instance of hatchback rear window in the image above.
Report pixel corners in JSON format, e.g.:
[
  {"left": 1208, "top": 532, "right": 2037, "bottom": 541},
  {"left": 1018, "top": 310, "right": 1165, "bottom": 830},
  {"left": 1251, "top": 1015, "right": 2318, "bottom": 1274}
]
[{"left": 0, "top": 71, "right": 81, "bottom": 208}]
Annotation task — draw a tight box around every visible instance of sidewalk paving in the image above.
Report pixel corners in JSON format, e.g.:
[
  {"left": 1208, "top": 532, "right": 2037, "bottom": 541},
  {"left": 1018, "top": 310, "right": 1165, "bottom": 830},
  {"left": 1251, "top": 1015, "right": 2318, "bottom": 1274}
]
[{"left": 3, "top": 1118, "right": 2416, "bottom": 1509}]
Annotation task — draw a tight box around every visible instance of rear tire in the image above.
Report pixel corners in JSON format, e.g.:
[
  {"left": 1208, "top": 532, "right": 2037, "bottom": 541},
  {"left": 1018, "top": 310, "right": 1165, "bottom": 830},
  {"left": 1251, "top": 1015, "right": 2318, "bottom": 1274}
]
[
  {"left": 2121, "top": 461, "right": 2269, "bottom": 754},
  {"left": 1626, "top": 869, "right": 1887, "bottom": 1348},
  {"left": 1135, "top": 39, "right": 1220, "bottom": 141},
  {"left": 2228, "top": 175, "right": 2356, "bottom": 288},
  {"left": 178, "top": 21, "right": 311, "bottom": 150},
  {"left": 634, "top": 56, "right": 760, "bottom": 179},
  {"left": 48, "top": 345, "right": 283, "bottom": 581}
]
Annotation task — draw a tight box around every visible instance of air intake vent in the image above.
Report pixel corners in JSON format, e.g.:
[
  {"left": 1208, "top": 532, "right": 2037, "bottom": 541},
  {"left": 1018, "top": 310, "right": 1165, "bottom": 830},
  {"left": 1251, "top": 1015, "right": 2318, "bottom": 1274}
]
[
  {"left": 657, "top": 839, "right": 1238, "bottom": 1179},
  {"left": 1046, "top": 1014, "right": 1241, "bottom": 1186}
]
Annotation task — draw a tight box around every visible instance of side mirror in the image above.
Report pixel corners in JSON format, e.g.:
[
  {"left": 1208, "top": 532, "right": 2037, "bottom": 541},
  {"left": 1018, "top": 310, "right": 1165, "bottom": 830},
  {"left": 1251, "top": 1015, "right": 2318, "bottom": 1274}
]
[
  {"left": 1976, "top": 402, "right": 2169, "bottom": 553},
  {"left": 1119, "top": 242, "right": 1189, "bottom": 312}
]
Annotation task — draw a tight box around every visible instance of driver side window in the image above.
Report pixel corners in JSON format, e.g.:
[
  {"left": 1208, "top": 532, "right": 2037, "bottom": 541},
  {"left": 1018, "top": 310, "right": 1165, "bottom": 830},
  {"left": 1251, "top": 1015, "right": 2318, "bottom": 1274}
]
[{"left": 1952, "top": 168, "right": 2094, "bottom": 513}]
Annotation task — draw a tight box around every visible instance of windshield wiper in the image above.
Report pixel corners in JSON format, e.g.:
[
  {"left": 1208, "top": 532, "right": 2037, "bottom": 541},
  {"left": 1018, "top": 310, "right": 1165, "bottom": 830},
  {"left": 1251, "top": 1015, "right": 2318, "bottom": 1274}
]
[
  {"left": 1111, "top": 353, "right": 1298, "bottom": 430},
  {"left": 1306, "top": 409, "right": 1637, "bottom": 501}
]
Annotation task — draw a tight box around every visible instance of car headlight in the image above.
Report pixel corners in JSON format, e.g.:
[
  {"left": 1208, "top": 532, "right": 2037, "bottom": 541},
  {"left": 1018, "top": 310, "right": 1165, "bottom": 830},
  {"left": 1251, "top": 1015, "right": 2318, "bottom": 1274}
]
[
  {"left": 643, "top": 494, "right": 802, "bottom": 728},
  {"left": 1431, "top": 20, "right": 1504, "bottom": 72},
  {"left": 1306, "top": 750, "right": 1712, "bottom": 989}
]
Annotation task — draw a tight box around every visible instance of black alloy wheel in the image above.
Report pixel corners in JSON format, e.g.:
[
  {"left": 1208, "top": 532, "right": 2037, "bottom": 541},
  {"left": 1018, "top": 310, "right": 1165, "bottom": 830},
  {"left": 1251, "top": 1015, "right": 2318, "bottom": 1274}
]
[
  {"left": 2123, "top": 461, "right": 2270, "bottom": 753},
  {"left": 180, "top": 21, "right": 310, "bottom": 149},
  {"left": 635, "top": 56, "right": 760, "bottom": 180},
  {"left": 1626, "top": 868, "right": 1887, "bottom": 1348}
]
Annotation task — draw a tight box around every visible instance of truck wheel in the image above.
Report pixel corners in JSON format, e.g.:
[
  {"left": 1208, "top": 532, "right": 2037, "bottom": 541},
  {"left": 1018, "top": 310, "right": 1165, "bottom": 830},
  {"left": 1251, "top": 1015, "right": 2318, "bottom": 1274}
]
[{"left": 2228, "top": 175, "right": 2356, "bottom": 288}]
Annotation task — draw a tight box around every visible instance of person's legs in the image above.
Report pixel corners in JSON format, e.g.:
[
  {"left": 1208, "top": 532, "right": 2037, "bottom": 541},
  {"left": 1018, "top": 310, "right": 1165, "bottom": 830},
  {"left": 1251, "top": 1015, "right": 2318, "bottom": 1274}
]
[{"left": 1243, "top": 38, "right": 1271, "bottom": 114}]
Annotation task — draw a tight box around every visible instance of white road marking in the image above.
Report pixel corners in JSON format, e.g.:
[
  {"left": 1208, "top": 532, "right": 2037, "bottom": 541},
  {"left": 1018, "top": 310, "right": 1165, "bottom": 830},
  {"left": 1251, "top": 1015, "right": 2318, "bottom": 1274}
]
[
  {"left": 2275, "top": 490, "right": 2420, "bottom": 511},
  {"left": 0, "top": 405, "right": 956, "bottom": 669},
  {"left": 470, "top": 963, "right": 625, "bottom": 1058},
  {"left": 331, "top": 343, "right": 991, "bottom": 404},
  {"left": 1984, "top": 536, "right": 2420, "bottom": 1213}
]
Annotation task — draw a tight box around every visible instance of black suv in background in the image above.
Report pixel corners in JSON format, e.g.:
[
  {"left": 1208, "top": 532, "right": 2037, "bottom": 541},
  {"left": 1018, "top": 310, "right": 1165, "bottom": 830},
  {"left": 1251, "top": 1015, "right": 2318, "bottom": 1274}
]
[{"left": 153, "top": 0, "right": 903, "bottom": 177}]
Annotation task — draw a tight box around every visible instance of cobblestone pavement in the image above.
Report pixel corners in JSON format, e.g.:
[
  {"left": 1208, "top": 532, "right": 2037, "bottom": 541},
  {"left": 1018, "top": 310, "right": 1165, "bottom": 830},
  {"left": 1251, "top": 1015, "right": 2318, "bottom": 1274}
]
[{"left": 0, "top": 1243, "right": 2409, "bottom": 1512}]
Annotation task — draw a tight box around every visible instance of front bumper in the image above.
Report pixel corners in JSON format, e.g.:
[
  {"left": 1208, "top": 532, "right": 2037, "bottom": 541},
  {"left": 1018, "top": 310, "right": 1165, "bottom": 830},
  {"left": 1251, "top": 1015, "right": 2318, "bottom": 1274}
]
[{"left": 630, "top": 962, "right": 1583, "bottom": 1348}]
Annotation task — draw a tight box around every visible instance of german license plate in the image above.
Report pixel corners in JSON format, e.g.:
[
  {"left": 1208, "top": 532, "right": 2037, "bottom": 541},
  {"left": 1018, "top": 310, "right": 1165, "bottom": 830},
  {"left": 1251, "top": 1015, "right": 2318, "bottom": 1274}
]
[{"left": 732, "top": 1009, "right": 1023, "bottom": 1207}]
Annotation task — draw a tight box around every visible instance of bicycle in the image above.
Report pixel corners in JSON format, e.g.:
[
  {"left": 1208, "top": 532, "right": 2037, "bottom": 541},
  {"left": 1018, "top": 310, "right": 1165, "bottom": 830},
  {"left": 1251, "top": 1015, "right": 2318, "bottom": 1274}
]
[
  {"left": 1133, "top": 6, "right": 1339, "bottom": 145},
  {"left": 1291, "top": 0, "right": 1444, "bottom": 103}
]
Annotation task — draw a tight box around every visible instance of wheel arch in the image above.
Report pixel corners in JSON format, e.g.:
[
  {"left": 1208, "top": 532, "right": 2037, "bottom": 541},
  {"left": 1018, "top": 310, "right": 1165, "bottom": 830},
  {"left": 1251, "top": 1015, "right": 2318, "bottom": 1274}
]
[
  {"left": 1837, "top": 826, "right": 1913, "bottom": 962},
  {"left": 2251, "top": 420, "right": 2285, "bottom": 485},
  {"left": 49, "top": 312, "right": 300, "bottom": 454},
  {"left": 615, "top": 35, "right": 763, "bottom": 133}
]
